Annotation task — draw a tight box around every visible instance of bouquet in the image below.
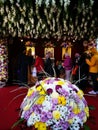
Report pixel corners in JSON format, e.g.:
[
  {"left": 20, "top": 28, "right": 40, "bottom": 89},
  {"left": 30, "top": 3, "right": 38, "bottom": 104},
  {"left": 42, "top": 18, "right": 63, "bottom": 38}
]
[{"left": 20, "top": 77, "right": 89, "bottom": 130}]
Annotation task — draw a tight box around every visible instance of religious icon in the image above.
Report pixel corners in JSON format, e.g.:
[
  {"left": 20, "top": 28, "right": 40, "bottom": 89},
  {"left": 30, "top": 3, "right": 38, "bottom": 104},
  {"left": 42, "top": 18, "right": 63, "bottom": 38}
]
[{"left": 44, "top": 47, "right": 54, "bottom": 58}]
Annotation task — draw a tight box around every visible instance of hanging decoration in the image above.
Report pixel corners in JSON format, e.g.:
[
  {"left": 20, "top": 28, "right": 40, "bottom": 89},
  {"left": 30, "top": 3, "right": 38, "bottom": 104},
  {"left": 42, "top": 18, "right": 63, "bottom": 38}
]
[
  {"left": 0, "top": 0, "right": 97, "bottom": 41},
  {"left": 0, "top": 39, "right": 8, "bottom": 87}
]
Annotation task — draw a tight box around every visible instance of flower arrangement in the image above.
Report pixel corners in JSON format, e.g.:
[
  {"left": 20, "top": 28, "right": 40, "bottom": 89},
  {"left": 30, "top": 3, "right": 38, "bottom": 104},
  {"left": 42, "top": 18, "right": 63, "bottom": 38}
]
[{"left": 20, "top": 77, "right": 89, "bottom": 130}]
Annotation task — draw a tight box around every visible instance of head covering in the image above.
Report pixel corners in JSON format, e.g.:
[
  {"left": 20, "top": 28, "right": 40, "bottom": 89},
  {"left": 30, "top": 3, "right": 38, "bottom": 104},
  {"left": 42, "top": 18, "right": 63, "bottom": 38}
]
[{"left": 75, "top": 53, "right": 80, "bottom": 57}]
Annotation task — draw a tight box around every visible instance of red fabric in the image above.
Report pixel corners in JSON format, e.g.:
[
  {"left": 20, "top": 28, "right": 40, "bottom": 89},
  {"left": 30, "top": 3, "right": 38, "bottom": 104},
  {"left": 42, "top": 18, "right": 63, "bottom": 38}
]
[
  {"left": 72, "top": 65, "right": 79, "bottom": 75},
  {"left": 0, "top": 85, "right": 98, "bottom": 130},
  {"left": 34, "top": 56, "right": 44, "bottom": 73}
]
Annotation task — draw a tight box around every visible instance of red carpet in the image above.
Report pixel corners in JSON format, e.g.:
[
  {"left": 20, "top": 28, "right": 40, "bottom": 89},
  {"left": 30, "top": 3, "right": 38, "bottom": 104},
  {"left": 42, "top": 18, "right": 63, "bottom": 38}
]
[
  {"left": 0, "top": 85, "right": 98, "bottom": 130},
  {"left": 0, "top": 85, "right": 27, "bottom": 130}
]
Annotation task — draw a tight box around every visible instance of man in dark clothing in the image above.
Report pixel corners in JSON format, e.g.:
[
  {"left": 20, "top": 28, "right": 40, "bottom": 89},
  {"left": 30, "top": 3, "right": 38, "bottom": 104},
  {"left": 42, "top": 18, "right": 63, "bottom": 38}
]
[
  {"left": 44, "top": 52, "right": 54, "bottom": 77},
  {"left": 17, "top": 49, "right": 29, "bottom": 85}
]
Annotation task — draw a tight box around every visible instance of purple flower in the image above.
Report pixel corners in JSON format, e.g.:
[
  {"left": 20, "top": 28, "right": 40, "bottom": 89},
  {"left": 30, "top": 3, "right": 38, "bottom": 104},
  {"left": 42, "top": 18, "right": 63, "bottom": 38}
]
[
  {"left": 52, "top": 98, "right": 58, "bottom": 105},
  {"left": 71, "top": 94, "right": 80, "bottom": 103},
  {"left": 78, "top": 111, "right": 85, "bottom": 119},
  {"left": 40, "top": 112, "right": 48, "bottom": 122},
  {"left": 82, "top": 98, "right": 88, "bottom": 106},
  {"left": 58, "top": 88, "right": 69, "bottom": 97},
  {"left": 45, "top": 79, "right": 54, "bottom": 84},
  {"left": 24, "top": 110, "right": 31, "bottom": 120},
  {"left": 30, "top": 104, "right": 41, "bottom": 114},
  {"left": 68, "top": 112, "right": 75, "bottom": 119},
  {"left": 52, "top": 103, "right": 56, "bottom": 110},
  {"left": 55, "top": 85, "right": 62, "bottom": 92},
  {"left": 68, "top": 83, "right": 73, "bottom": 88},
  {"left": 47, "top": 112, "right": 53, "bottom": 119},
  {"left": 60, "top": 120, "right": 70, "bottom": 130},
  {"left": 45, "top": 78, "right": 59, "bottom": 84},
  {"left": 47, "top": 88, "right": 53, "bottom": 95}
]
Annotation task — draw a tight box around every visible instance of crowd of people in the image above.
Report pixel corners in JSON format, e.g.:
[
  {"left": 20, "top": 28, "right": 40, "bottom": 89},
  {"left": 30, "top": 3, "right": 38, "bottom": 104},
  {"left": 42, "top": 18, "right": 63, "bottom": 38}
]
[
  {"left": 17, "top": 48, "right": 55, "bottom": 85},
  {"left": 17, "top": 41, "right": 98, "bottom": 95}
]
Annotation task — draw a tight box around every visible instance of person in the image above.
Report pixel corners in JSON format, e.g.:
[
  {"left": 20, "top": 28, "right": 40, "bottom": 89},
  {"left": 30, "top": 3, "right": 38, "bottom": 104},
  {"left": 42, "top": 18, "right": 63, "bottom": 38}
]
[
  {"left": 72, "top": 53, "right": 81, "bottom": 81},
  {"left": 34, "top": 54, "right": 44, "bottom": 81},
  {"left": 72, "top": 52, "right": 90, "bottom": 90},
  {"left": 44, "top": 52, "right": 54, "bottom": 77},
  {"left": 63, "top": 53, "right": 72, "bottom": 81},
  {"left": 26, "top": 48, "right": 34, "bottom": 84},
  {"left": 55, "top": 61, "right": 65, "bottom": 78},
  {"left": 79, "top": 51, "right": 89, "bottom": 78},
  {"left": 86, "top": 47, "right": 98, "bottom": 95},
  {"left": 17, "top": 47, "right": 29, "bottom": 85}
]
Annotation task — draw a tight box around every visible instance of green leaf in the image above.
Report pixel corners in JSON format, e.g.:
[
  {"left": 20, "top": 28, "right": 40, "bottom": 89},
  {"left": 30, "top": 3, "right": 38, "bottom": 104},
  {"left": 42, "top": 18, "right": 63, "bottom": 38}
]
[
  {"left": 83, "top": 124, "right": 90, "bottom": 130},
  {"left": 11, "top": 118, "right": 24, "bottom": 129},
  {"left": 88, "top": 105, "right": 95, "bottom": 110}
]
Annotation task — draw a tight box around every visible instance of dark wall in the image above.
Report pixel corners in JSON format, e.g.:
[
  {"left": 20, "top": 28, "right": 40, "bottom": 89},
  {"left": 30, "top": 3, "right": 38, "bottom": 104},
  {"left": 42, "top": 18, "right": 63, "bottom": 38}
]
[
  {"left": 35, "top": 45, "right": 62, "bottom": 61},
  {"left": 7, "top": 36, "right": 26, "bottom": 84}
]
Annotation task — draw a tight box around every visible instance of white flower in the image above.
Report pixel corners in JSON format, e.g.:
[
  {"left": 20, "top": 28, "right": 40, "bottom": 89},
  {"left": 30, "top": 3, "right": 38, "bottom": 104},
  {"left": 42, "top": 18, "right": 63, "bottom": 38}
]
[
  {"left": 45, "top": 0, "right": 50, "bottom": 7},
  {"left": 78, "top": 100, "right": 85, "bottom": 110},
  {"left": 45, "top": 95, "right": 51, "bottom": 102},
  {"left": 73, "top": 116, "right": 81, "bottom": 124},
  {"left": 21, "top": 111, "right": 25, "bottom": 118},
  {"left": 51, "top": 92, "right": 59, "bottom": 98},
  {"left": 46, "top": 119, "right": 53, "bottom": 126},
  {"left": 52, "top": 125, "right": 62, "bottom": 130},
  {"left": 60, "top": 0, "right": 63, "bottom": 6},
  {"left": 51, "top": 0, "right": 56, "bottom": 6},
  {"left": 42, "top": 100, "right": 52, "bottom": 112},
  {"left": 27, "top": 113, "right": 40, "bottom": 126},
  {"left": 5, "top": 6, "right": 9, "bottom": 13},
  {"left": 70, "top": 123, "right": 80, "bottom": 130},
  {"left": 4, "top": 16, "right": 8, "bottom": 23},
  {"left": 59, "top": 106, "right": 68, "bottom": 115}
]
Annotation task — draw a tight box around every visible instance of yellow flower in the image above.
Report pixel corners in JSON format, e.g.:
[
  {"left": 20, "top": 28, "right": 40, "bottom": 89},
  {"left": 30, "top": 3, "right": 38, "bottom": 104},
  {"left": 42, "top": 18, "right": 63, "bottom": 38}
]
[
  {"left": 34, "top": 122, "right": 40, "bottom": 128},
  {"left": 36, "top": 85, "right": 46, "bottom": 95},
  {"left": 34, "top": 122, "right": 47, "bottom": 130},
  {"left": 83, "top": 116, "right": 87, "bottom": 123},
  {"left": 27, "top": 88, "right": 34, "bottom": 97},
  {"left": 73, "top": 107, "right": 80, "bottom": 114},
  {"left": 58, "top": 96, "right": 66, "bottom": 105},
  {"left": 68, "top": 119, "right": 73, "bottom": 124},
  {"left": 40, "top": 81, "right": 45, "bottom": 87},
  {"left": 73, "top": 103, "right": 80, "bottom": 114},
  {"left": 36, "top": 96, "right": 45, "bottom": 104},
  {"left": 53, "top": 110, "right": 60, "bottom": 120},
  {"left": 39, "top": 90, "right": 46, "bottom": 95},
  {"left": 36, "top": 86, "right": 42, "bottom": 91},
  {"left": 77, "top": 90, "right": 84, "bottom": 99},
  {"left": 38, "top": 122, "right": 47, "bottom": 130},
  {"left": 23, "top": 105, "right": 30, "bottom": 111},
  {"left": 56, "top": 80, "right": 65, "bottom": 85},
  {"left": 84, "top": 107, "right": 89, "bottom": 117}
]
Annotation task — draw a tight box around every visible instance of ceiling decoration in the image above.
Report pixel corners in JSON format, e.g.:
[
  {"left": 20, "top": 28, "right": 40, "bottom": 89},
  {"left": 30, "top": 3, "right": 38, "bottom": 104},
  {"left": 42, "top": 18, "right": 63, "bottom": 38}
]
[{"left": 0, "top": 0, "right": 98, "bottom": 42}]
